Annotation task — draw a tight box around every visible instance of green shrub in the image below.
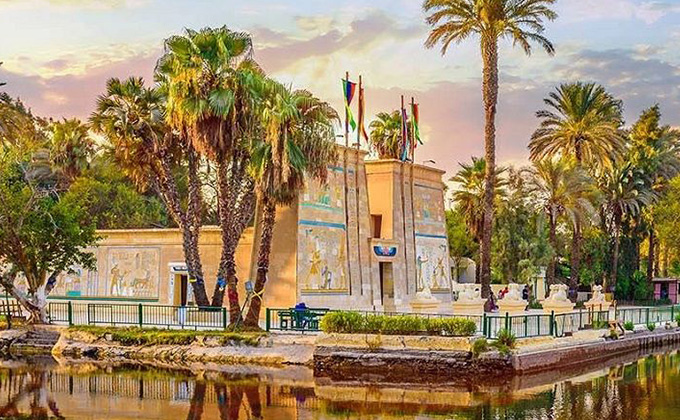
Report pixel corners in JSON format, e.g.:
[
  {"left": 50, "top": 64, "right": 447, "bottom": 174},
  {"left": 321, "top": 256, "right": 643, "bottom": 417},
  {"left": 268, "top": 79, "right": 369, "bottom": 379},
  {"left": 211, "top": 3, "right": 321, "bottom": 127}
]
[
  {"left": 493, "top": 342, "right": 512, "bottom": 356},
  {"left": 647, "top": 323, "right": 656, "bottom": 332},
  {"left": 472, "top": 338, "right": 489, "bottom": 357},
  {"left": 494, "top": 329, "right": 517, "bottom": 349},
  {"left": 68, "top": 326, "right": 265, "bottom": 346},
  {"left": 624, "top": 321, "right": 634, "bottom": 331},
  {"left": 592, "top": 319, "right": 608, "bottom": 329},
  {"left": 527, "top": 300, "right": 543, "bottom": 310},
  {"left": 675, "top": 313, "right": 680, "bottom": 324},
  {"left": 319, "top": 311, "right": 477, "bottom": 337}
]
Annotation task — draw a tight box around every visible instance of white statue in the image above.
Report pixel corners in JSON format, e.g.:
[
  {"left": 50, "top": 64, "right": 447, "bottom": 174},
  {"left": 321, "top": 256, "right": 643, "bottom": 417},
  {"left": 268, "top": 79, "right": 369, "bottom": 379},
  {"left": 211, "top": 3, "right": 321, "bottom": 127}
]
[
  {"left": 590, "top": 285, "right": 606, "bottom": 303},
  {"left": 505, "top": 283, "right": 523, "bottom": 302},
  {"left": 458, "top": 284, "right": 482, "bottom": 302},
  {"left": 546, "top": 284, "right": 569, "bottom": 303}
]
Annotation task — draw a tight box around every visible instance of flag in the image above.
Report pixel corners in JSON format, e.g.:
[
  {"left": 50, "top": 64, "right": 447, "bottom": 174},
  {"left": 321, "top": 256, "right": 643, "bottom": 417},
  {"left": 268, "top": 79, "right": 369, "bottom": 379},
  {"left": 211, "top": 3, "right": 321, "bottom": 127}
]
[
  {"left": 342, "top": 79, "right": 357, "bottom": 131},
  {"left": 400, "top": 106, "right": 410, "bottom": 161},
  {"left": 357, "top": 87, "right": 369, "bottom": 143},
  {"left": 412, "top": 103, "right": 423, "bottom": 146}
]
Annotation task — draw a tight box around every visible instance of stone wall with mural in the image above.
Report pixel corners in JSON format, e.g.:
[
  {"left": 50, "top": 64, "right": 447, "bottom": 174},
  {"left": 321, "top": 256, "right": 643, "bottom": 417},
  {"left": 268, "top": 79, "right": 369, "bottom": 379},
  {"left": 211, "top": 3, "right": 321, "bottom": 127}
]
[
  {"left": 298, "top": 165, "right": 350, "bottom": 294},
  {"left": 412, "top": 177, "right": 450, "bottom": 292},
  {"left": 106, "top": 248, "right": 160, "bottom": 298}
]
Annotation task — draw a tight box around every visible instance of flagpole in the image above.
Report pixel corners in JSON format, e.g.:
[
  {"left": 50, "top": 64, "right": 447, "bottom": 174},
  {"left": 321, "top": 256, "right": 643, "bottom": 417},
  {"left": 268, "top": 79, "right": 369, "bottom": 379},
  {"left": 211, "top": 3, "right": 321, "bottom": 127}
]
[
  {"left": 400, "top": 94, "right": 410, "bottom": 295},
  {"left": 409, "top": 97, "right": 418, "bottom": 294},
  {"left": 343, "top": 71, "right": 352, "bottom": 295},
  {"left": 356, "top": 75, "right": 364, "bottom": 296}
]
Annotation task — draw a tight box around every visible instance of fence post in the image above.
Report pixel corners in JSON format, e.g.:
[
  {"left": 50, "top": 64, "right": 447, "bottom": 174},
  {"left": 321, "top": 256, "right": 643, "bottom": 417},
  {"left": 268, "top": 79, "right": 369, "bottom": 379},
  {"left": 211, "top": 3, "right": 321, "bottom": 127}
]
[
  {"left": 482, "top": 313, "right": 487, "bottom": 337},
  {"left": 672, "top": 305, "right": 675, "bottom": 323},
  {"left": 67, "top": 301, "right": 73, "bottom": 326},
  {"left": 549, "top": 311, "right": 555, "bottom": 336},
  {"left": 138, "top": 303, "right": 143, "bottom": 328},
  {"left": 222, "top": 307, "right": 227, "bottom": 330},
  {"left": 646, "top": 307, "right": 650, "bottom": 326},
  {"left": 504, "top": 312, "right": 510, "bottom": 332},
  {"left": 87, "top": 303, "right": 91, "bottom": 325},
  {"left": 265, "top": 308, "right": 271, "bottom": 332}
]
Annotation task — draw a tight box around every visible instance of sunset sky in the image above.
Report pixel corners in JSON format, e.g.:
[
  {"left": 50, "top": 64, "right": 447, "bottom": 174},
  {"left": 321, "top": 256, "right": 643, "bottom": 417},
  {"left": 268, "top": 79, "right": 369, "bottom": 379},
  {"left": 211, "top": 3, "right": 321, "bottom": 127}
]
[{"left": 2, "top": 0, "right": 680, "bottom": 177}]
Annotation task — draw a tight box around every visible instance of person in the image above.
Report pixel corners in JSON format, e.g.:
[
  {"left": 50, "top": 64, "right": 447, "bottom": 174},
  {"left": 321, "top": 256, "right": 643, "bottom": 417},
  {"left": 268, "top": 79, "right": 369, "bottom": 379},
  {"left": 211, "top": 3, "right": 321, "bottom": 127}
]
[
  {"left": 522, "top": 285, "right": 530, "bottom": 301},
  {"left": 489, "top": 291, "right": 498, "bottom": 312},
  {"left": 499, "top": 286, "right": 508, "bottom": 300}
]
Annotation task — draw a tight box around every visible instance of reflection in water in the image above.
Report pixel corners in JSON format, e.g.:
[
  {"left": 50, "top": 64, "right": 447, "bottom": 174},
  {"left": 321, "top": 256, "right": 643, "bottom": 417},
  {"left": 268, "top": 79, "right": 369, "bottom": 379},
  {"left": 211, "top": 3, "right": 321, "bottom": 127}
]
[{"left": 0, "top": 351, "right": 679, "bottom": 419}]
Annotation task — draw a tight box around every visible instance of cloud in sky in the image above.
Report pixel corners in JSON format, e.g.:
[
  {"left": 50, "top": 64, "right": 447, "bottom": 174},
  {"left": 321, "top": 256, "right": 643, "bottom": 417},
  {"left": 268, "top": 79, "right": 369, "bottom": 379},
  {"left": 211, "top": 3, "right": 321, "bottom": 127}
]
[{"left": 1, "top": 0, "right": 680, "bottom": 179}]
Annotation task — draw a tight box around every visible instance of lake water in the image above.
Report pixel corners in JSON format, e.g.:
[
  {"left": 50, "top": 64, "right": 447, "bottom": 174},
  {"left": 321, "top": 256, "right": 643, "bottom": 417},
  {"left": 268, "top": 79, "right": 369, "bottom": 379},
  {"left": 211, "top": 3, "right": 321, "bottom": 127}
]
[{"left": 0, "top": 350, "right": 679, "bottom": 419}]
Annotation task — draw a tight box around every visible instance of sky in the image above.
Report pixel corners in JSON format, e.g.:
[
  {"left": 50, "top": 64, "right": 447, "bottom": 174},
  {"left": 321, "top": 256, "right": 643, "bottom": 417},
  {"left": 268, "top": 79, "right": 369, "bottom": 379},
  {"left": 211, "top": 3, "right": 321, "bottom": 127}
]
[{"left": 1, "top": 0, "right": 680, "bottom": 179}]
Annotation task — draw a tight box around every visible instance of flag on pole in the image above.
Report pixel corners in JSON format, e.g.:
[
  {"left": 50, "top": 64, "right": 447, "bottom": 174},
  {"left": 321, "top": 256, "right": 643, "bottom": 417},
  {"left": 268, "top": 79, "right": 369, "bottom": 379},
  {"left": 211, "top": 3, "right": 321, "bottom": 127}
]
[
  {"left": 400, "top": 106, "right": 410, "bottom": 161},
  {"left": 411, "top": 103, "right": 423, "bottom": 146},
  {"left": 342, "top": 79, "right": 357, "bottom": 130},
  {"left": 357, "top": 87, "right": 369, "bottom": 142}
]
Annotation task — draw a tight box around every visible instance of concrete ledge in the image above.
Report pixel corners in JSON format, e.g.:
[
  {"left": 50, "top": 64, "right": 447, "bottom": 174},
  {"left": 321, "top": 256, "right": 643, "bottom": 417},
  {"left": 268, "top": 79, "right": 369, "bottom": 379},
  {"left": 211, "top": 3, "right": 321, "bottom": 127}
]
[{"left": 316, "top": 332, "right": 473, "bottom": 352}]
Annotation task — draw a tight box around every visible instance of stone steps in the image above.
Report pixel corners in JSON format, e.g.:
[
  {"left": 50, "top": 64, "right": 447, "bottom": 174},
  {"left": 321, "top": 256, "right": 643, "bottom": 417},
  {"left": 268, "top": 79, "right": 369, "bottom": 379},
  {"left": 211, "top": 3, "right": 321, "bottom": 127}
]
[{"left": 9, "top": 329, "right": 61, "bottom": 355}]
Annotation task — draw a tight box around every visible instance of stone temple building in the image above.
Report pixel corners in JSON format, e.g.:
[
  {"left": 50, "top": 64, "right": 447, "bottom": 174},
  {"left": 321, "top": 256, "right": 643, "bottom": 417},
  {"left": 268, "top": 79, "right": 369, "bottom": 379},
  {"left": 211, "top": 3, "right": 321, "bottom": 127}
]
[{"left": 48, "top": 146, "right": 451, "bottom": 314}]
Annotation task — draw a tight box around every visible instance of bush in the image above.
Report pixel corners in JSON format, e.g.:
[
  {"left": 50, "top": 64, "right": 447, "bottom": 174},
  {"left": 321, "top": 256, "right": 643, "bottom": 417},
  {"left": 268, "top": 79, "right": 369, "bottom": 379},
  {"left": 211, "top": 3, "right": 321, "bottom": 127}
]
[
  {"left": 472, "top": 338, "right": 489, "bottom": 357},
  {"left": 647, "top": 323, "right": 656, "bottom": 332},
  {"left": 675, "top": 313, "right": 680, "bottom": 325},
  {"left": 320, "top": 311, "right": 477, "bottom": 337},
  {"left": 68, "top": 326, "right": 265, "bottom": 346},
  {"left": 494, "top": 328, "right": 517, "bottom": 349},
  {"left": 527, "top": 300, "right": 543, "bottom": 310},
  {"left": 624, "top": 321, "right": 634, "bottom": 331}
]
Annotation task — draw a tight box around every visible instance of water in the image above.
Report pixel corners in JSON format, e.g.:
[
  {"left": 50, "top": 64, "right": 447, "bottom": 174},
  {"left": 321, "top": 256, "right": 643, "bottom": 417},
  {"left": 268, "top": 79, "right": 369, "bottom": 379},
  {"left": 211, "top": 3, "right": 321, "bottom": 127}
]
[{"left": 0, "top": 350, "right": 679, "bottom": 419}]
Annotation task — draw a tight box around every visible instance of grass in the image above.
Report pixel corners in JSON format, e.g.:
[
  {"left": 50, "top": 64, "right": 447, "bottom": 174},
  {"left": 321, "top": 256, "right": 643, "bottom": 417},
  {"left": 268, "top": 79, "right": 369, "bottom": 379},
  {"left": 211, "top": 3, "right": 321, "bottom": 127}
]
[
  {"left": 68, "top": 325, "right": 267, "bottom": 347},
  {"left": 320, "top": 311, "right": 478, "bottom": 337}
]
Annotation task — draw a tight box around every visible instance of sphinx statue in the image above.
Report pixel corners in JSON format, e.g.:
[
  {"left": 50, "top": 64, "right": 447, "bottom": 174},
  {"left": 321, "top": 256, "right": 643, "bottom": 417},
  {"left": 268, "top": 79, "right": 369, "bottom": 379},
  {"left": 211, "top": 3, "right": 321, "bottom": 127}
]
[
  {"left": 452, "top": 283, "right": 486, "bottom": 315},
  {"left": 498, "top": 283, "right": 528, "bottom": 314},
  {"left": 542, "top": 283, "right": 574, "bottom": 314},
  {"left": 585, "top": 284, "right": 611, "bottom": 311}
]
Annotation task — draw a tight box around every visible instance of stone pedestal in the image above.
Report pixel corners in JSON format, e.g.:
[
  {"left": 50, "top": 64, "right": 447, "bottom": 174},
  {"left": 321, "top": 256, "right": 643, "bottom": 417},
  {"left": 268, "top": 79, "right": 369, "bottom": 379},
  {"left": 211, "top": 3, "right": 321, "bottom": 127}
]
[
  {"left": 498, "top": 300, "right": 528, "bottom": 314},
  {"left": 542, "top": 301, "right": 575, "bottom": 314},
  {"left": 452, "top": 299, "right": 487, "bottom": 315},
  {"left": 410, "top": 292, "right": 440, "bottom": 314}
]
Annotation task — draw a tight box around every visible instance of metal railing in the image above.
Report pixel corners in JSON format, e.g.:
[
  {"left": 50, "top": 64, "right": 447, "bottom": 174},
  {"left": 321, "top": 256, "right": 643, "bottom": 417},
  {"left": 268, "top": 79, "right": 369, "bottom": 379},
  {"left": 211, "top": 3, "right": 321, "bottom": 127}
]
[{"left": 47, "top": 302, "right": 228, "bottom": 330}]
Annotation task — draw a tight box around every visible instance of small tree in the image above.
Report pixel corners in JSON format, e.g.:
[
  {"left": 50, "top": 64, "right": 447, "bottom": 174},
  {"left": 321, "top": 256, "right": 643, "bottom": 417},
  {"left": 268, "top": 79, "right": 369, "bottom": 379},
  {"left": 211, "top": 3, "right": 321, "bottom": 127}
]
[{"left": 0, "top": 150, "right": 98, "bottom": 323}]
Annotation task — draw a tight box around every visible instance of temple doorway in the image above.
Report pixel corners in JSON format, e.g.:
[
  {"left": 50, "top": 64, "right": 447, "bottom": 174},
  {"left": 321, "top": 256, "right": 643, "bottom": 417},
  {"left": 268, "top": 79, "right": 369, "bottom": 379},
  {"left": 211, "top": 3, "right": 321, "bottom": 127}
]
[{"left": 379, "top": 262, "right": 395, "bottom": 311}]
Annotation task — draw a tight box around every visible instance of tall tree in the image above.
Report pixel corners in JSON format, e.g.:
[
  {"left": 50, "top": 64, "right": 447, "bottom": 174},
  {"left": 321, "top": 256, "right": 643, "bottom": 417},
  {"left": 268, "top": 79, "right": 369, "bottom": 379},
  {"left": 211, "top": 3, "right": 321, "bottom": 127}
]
[
  {"left": 450, "top": 156, "right": 506, "bottom": 283},
  {"left": 157, "top": 27, "right": 263, "bottom": 318},
  {"left": 599, "top": 163, "right": 655, "bottom": 291},
  {"left": 244, "top": 82, "right": 338, "bottom": 327},
  {"left": 90, "top": 77, "right": 211, "bottom": 306},
  {"left": 368, "top": 110, "right": 402, "bottom": 159},
  {"left": 49, "top": 118, "right": 95, "bottom": 189},
  {"left": 424, "top": 0, "right": 557, "bottom": 298},
  {"left": 525, "top": 158, "right": 597, "bottom": 287},
  {"left": 627, "top": 105, "right": 680, "bottom": 280},
  {"left": 0, "top": 148, "right": 98, "bottom": 322},
  {"left": 530, "top": 82, "right": 624, "bottom": 288}
]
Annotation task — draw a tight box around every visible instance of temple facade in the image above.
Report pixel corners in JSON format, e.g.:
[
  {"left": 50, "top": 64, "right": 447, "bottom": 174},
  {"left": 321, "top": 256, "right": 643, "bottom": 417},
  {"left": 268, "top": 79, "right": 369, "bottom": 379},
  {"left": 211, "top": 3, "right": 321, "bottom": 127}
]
[{"left": 47, "top": 146, "right": 451, "bottom": 314}]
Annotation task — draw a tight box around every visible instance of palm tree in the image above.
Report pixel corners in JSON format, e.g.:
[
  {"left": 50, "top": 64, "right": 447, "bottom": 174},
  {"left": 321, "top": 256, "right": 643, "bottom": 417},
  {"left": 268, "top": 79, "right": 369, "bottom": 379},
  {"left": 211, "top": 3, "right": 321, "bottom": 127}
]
[
  {"left": 525, "top": 158, "right": 597, "bottom": 287},
  {"left": 90, "top": 77, "right": 210, "bottom": 306},
  {"left": 157, "top": 27, "right": 263, "bottom": 318},
  {"left": 530, "top": 82, "right": 626, "bottom": 167},
  {"left": 243, "top": 81, "right": 338, "bottom": 328},
  {"left": 50, "top": 118, "right": 95, "bottom": 189},
  {"left": 599, "top": 163, "right": 655, "bottom": 291},
  {"left": 450, "top": 157, "right": 506, "bottom": 286},
  {"left": 530, "top": 82, "right": 625, "bottom": 288},
  {"left": 369, "top": 111, "right": 402, "bottom": 159},
  {"left": 628, "top": 105, "right": 680, "bottom": 280},
  {"left": 424, "top": 0, "right": 557, "bottom": 298}
]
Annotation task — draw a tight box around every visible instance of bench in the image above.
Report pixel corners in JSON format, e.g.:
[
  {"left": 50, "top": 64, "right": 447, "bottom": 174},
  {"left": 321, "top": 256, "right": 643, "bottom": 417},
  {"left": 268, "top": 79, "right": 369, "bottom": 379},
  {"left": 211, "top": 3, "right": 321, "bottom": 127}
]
[{"left": 277, "top": 308, "right": 329, "bottom": 331}]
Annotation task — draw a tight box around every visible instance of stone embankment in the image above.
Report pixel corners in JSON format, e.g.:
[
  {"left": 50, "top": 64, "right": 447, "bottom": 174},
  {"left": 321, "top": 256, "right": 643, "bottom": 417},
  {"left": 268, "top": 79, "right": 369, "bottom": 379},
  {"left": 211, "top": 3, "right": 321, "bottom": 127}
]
[
  {"left": 313, "top": 327, "right": 680, "bottom": 384},
  {"left": 53, "top": 329, "right": 316, "bottom": 367}
]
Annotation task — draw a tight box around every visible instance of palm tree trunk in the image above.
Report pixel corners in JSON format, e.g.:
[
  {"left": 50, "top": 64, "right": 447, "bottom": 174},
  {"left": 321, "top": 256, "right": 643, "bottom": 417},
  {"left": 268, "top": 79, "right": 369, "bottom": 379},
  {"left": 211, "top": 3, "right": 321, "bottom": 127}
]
[
  {"left": 647, "top": 227, "right": 655, "bottom": 282},
  {"left": 569, "top": 220, "right": 582, "bottom": 296},
  {"left": 609, "top": 217, "right": 621, "bottom": 293},
  {"left": 479, "top": 36, "right": 499, "bottom": 299},
  {"left": 185, "top": 146, "right": 210, "bottom": 307},
  {"left": 244, "top": 197, "right": 276, "bottom": 328},
  {"left": 547, "top": 211, "right": 558, "bottom": 285},
  {"left": 186, "top": 381, "right": 206, "bottom": 420}
]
